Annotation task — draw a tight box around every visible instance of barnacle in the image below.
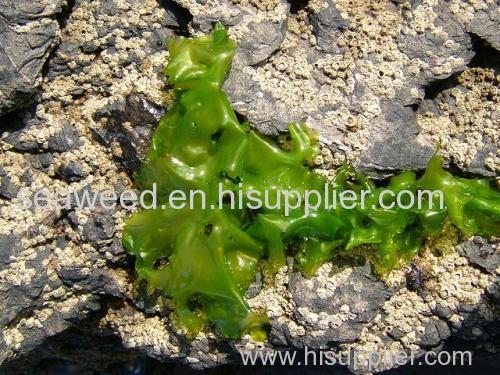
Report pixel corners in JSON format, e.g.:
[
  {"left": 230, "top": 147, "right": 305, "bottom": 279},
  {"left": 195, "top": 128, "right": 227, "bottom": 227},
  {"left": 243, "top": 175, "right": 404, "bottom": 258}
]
[{"left": 123, "top": 23, "right": 500, "bottom": 339}]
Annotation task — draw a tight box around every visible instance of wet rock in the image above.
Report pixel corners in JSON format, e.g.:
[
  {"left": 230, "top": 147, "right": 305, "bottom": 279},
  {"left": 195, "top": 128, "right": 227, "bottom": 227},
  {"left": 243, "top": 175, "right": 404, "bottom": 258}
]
[
  {"left": 416, "top": 67, "right": 498, "bottom": 177},
  {"left": 459, "top": 237, "right": 499, "bottom": 274},
  {"left": 59, "top": 266, "right": 123, "bottom": 297},
  {"left": 20, "top": 169, "right": 35, "bottom": 185},
  {"left": 309, "top": 0, "right": 350, "bottom": 54},
  {"left": 93, "top": 94, "right": 164, "bottom": 172},
  {"left": 0, "top": 245, "right": 52, "bottom": 329},
  {"left": 57, "top": 162, "right": 87, "bottom": 182},
  {"left": 0, "top": 0, "right": 65, "bottom": 116},
  {"left": 158, "top": 0, "right": 192, "bottom": 29},
  {"left": 188, "top": 2, "right": 243, "bottom": 33}
]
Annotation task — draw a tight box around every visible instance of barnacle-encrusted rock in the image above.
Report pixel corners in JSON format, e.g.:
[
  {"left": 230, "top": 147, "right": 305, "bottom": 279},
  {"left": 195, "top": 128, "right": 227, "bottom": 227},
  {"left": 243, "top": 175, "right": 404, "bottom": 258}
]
[
  {"left": 93, "top": 94, "right": 165, "bottom": 172},
  {"left": 0, "top": 0, "right": 65, "bottom": 116}
]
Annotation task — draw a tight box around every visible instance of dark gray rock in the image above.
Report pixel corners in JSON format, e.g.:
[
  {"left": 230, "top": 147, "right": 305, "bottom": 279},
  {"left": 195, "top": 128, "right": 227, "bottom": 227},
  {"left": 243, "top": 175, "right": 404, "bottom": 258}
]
[
  {"left": 2, "top": 128, "right": 41, "bottom": 153},
  {"left": 2, "top": 112, "right": 45, "bottom": 152},
  {"left": 45, "top": 43, "right": 89, "bottom": 78},
  {"left": 435, "top": 318, "right": 451, "bottom": 340},
  {"left": 467, "top": 143, "right": 497, "bottom": 177},
  {"left": 48, "top": 123, "right": 81, "bottom": 153},
  {"left": 357, "top": 103, "right": 434, "bottom": 177},
  {"left": 310, "top": 0, "right": 350, "bottom": 54},
  {"left": 234, "top": 19, "right": 287, "bottom": 67},
  {"left": 0, "top": 166, "right": 19, "bottom": 200},
  {"left": 0, "top": 1, "right": 63, "bottom": 23},
  {"left": 468, "top": 5, "right": 500, "bottom": 51},
  {"left": 416, "top": 319, "right": 446, "bottom": 348},
  {"left": 0, "top": 233, "right": 23, "bottom": 266},
  {"left": 59, "top": 266, "right": 123, "bottom": 297},
  {"left": 288, "top": 263, "right": 392, "bottom": 346},
  {"left": 224, "top": 66, "right": 294, "bottom": 135},
  {"left": 57, "top": 162, "right": 87, "bottom": 182},
  {"left": 417, "top": 80, "right": 496, "bottom": 177},
  {"left": 433, "top": 302, "right": 454, "bottom": 319},
  {"left": 399, "top": 4, "right": 474, "bottom": 85},
  {"left": 28, "top": 153, "right": 54, "bottom": 170},
  {"left": 459, "top": 237, "right": 499, "bottom": 274},
  {"left": 20, "top": 169, "right": 34, "bottom": 185},
  {"left": 0, "top": 1, "right": 65, "bottom": 116},
  {"left": 188, "top": 3, "right": 243, "bottom": 34},
  {"left": 82, "top": 213, "right": 115, "bottom": 248},
  {"left": 93, "top": 94, "right": 164, "bottom": 172},
  {"left": 104, "top": 239, "right": 129, "bottom": 265},
  {"left": 45, "top": 0, "right": 175, "bottom": 80},
  {"left": 0, "top": 246, "right": 51, "bottom": 329}
]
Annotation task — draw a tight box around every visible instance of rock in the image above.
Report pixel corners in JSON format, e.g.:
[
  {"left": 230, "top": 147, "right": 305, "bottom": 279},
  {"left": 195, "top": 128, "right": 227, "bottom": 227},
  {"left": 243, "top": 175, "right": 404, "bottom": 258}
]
[
  {"left": 104, "top": 239, "right": 130, "bottom": 265},
  {"left": 0, "top": 233, "right": 23, "bottom": 266},
  {"left": 82, "top": 212, "right": 115, "bottom": 248},
  {"left": 0, "top": 245, "right": 51, "bottom": 328},
  {"left": 468, "top": 5, "right": 500, "bottom": 51},
  {"left": 433, "top": 302, "right": 454, "bottom": 319},
  {"left": 459, "top": 237, "right": 499, "bottom": 274},
  {"left": 158, "top": 0, "right": 192, "bottom": 29},
  {"left": 57, "top": 162, "right": 87, "bottom": 182},
  {"left": 187, "top": 2, "right": 243, "bottom": 33},
  {"left": 93, "top": 94, "right": 164, "bottom": 172},
  {"left": 0, "top": 0, "right": 65, "bottom": 116},
  {"left": 0, "top": 167, "right": 19, "bottom": 200},
  {"left": 416, "top": 319, "right": 447, "bottom": 348},
  {"left": 416, "top": 66, "right": 498, "bottom": 177},
  {"left": 2, "top": 111, "right": 45, "bottom": 153},
  {"left": 399, "top": 4, "right": 474, "bottom": 85},
  {"left": 20, "top": 169, "right": 34, "bottom": 185},
  {"left": 309, "top": 0, "right": 350, "bottom": 54},
  {"left": 234, "top": 19, "right": 287, "bottom": 67},
  {"left": 45, "top": 0, "right": 176, "bottom": 80},
  {"left": 28, "top": 153, "right": 54, "bottom": 170},
  {"left": 357, "top": 103, "right": 434, "bottom": 177},
  {"left": 288, "top": 263, "right": 392, "bottom": 346},
  {"left": 223, "top": 67, "right": 290, "bottom": 135},
  {"left": 47, "top": 123, "right": 82, "bottom": 153},
  {"left": 58, "top": 266, "right": 123, "bottom": 297}
]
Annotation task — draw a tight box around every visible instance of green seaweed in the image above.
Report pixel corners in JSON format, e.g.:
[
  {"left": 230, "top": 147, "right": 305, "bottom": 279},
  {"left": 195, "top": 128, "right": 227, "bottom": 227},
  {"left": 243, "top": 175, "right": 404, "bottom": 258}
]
[{"left": 123, "top": 23, "right": 500, "bottom": 339}]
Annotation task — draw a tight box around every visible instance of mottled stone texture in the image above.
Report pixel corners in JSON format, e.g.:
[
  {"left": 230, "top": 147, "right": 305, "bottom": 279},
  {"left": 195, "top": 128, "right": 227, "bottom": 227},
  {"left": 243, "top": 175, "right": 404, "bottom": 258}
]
[
  {"left": 0, "top": 0, "right": 499, "bottom": 373},
  {"left": 0, "top": 0, "right": 65, "bottom": 116}
]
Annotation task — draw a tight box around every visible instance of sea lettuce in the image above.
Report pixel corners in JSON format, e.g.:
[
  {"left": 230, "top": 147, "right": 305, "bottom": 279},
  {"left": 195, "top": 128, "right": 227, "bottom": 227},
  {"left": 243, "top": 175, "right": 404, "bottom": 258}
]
[{"left": 123, "top": 23, "right": 500, "bottom": 339}]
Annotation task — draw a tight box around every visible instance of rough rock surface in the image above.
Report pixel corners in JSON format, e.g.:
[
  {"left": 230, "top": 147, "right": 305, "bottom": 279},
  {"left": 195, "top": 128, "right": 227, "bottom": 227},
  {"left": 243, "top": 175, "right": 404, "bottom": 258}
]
[
  {"left": 0, "top": 0, "right": 499, "bottom": 373},
  {"left": 0, "top": 0, "right": 65, "bottom": 116}
]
